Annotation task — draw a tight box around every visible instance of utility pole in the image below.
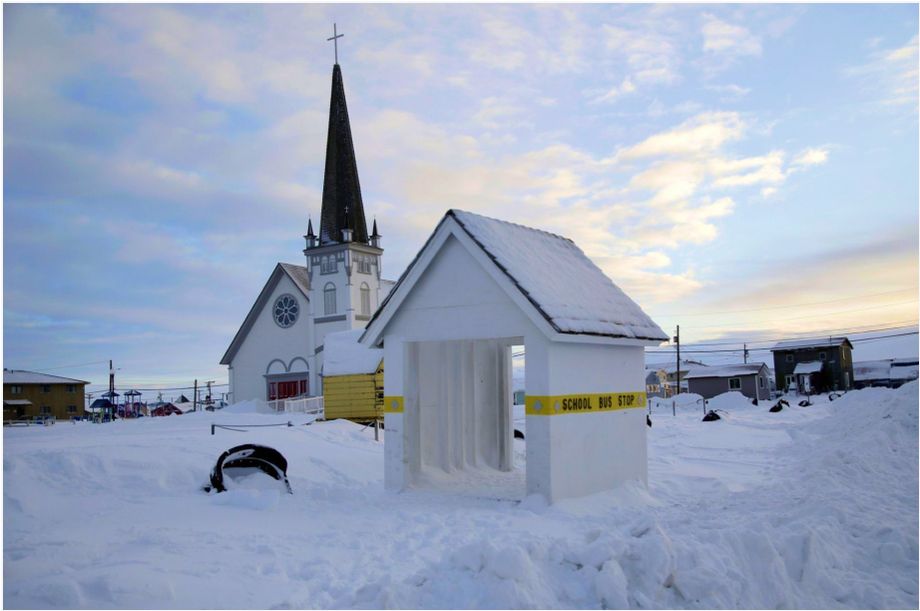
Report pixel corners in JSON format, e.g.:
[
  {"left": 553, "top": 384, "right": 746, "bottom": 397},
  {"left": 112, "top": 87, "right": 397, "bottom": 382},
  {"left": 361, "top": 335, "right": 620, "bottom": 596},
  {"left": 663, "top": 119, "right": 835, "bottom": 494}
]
[
  {"left": 743, "top": 343, "right": 749, "bottom": 364},
  {"left": 205, "top": 380, "right": 215, "bottom": 410},
  {"left": 674, "top": 325, "right": 681, "bottom": 396},
  {"left": 193, "top": 379, "right": 198, "bottom": 412},
  {"left": 108, "top": 359, "right": 115, "bottom": 422}
]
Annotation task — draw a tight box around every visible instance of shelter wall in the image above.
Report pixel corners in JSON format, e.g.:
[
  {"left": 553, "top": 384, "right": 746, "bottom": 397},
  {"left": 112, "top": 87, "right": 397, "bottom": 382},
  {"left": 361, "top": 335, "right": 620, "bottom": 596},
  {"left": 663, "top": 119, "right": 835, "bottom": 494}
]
[{"left": 229, "top": 274, "right": 315, "bottom": 402}]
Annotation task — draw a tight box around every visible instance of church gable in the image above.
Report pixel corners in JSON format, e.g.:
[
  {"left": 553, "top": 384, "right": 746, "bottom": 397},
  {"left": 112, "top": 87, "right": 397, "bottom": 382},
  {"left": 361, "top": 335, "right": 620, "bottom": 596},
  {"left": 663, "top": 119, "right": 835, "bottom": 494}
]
[{"left": 220, "top": 263, "right": 311, "bottom": 365}]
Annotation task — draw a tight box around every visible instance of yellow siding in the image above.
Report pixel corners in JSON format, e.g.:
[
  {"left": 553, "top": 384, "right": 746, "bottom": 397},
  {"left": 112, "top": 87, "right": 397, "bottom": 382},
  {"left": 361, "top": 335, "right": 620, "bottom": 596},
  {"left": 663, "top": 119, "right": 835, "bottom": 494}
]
[{"left": 324, "top": 366, "right": 384, "bottom": 421}]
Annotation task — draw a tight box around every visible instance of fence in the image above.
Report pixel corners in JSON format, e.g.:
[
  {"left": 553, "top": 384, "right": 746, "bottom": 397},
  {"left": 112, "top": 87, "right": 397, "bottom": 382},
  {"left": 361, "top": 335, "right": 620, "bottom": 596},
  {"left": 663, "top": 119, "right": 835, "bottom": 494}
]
[{"left": 266, "top": 395, "right": 324, "bottom": 418}]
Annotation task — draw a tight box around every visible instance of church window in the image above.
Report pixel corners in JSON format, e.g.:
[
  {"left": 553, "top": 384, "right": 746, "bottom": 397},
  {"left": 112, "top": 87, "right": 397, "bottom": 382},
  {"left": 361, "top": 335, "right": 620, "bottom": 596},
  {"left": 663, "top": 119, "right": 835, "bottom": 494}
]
[
  {"left": 360, "top": 283, "right": 371, "bottom": 316},
  {"left": 358, "top": 255, "right": 372, "bottom": 274},
  {"left": 321, "top": 256, "right": 337, "bottom": 274},
  {"left": 324, "top": 283, "right": 337, "bottom": 314},
  {"left": 272, "top": 294, "right": 299, "bottom": 328}
]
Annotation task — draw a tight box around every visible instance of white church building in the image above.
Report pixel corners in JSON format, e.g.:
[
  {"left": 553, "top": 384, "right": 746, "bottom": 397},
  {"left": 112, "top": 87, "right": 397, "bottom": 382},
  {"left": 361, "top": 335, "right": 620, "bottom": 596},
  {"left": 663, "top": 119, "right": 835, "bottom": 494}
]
[{"left": 221, "top": 61, "right": 393, "bottom": 403}]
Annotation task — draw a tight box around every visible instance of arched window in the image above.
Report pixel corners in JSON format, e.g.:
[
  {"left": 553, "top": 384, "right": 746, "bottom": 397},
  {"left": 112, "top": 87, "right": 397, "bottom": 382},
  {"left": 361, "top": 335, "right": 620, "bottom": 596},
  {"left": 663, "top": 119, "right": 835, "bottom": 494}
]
[
  {"left": 360, "top": 282, "right": 371, "bottom": 316},
  {"left": 324, "top": 283, "right": 336, "bottom": 315}
]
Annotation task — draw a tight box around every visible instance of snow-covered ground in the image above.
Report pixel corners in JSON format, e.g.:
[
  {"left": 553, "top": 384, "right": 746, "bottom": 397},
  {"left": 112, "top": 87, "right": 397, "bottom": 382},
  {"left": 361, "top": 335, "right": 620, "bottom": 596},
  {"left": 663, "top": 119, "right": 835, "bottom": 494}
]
[{"left": 4, "top": 384, "right": 917, "bottom": 609}]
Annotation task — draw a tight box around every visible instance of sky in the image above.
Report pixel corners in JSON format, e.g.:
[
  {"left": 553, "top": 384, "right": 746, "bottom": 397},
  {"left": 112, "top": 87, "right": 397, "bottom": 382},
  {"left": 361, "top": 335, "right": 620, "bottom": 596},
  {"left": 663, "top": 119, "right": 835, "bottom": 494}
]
[{"left": 4, "top": 3, "right": 918, "bottom": 392}]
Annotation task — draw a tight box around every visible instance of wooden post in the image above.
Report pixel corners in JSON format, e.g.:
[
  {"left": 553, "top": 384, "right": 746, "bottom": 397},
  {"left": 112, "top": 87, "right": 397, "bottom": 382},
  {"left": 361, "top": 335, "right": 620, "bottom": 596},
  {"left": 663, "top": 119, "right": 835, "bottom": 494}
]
[
  {"left": 193, "top": 379, "right": 198, "bottom": 412},
  {"left": 374, "top": 418, "right": 379, "bottom": 441}
]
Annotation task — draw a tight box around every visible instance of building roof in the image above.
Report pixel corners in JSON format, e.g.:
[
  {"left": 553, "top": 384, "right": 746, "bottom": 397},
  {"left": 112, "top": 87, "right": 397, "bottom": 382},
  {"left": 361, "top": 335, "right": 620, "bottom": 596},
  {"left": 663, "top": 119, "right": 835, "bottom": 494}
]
[
  {"left": 323, "top": 329, "right": 383, "bottom": 376},
  {"left": 793, "top": 361, "right": 824, "bottom": 374},
  {"left": 3, "top": 369, "right": 89, "bottom": 385},
  {"left": 361, "top": 210, "right": 668, "bottom": 346},
  {"left": 319, "top": 63, "right": 369, "bottom": 245},
  {"left": 645, "top": 360, "right": 708, "bottom": 375},
  {"left": 220, "top": 263, "right": 312, "bottom": 365},
  {"left": 685, "top": 362, "right": 767, "bottom": 379},
  {"left": 772, "top": 337, "right": 852, "bottom": 351}
]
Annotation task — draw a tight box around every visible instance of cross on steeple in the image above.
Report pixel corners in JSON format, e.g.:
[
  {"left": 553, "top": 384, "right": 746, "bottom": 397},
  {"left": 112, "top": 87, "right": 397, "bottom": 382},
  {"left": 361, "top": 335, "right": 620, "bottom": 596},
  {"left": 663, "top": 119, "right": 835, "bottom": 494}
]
[{"left": 327, "top": 23, "right": 344, "bottom": 64}]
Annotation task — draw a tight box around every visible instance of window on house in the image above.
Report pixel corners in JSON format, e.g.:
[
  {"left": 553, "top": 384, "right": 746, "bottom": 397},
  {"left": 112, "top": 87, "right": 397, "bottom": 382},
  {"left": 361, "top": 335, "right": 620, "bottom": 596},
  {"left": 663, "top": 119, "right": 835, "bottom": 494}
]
[
  {"left": 40, "top": 406, "right": 51, "bottom": 415},
  {"left": 41, "top": 385, "right": 51, "bottom": 393},
  {"left": 324, "top": 283, "right": 337, "bottom": 315},
  {"left": 819, "top": 352, "right": 826, "bottom": 361},
  {"left": 728, "top": 377, "right": 742, "bottom": 390},
  {"left": 785, "top": 374, "right": 794, "bottom": 388},
  {"left": 67, "top": 405, "right": 77, "bottom": 414},
  {"left": 785, "top": 354, "right": 793, "bottom": 363},
  {"left": 758, "top": 376, "right": 765, "bottom": 388},
  {"left": 360, "top": 283, "right": 371, "bottom": 316},
  {"left": 66, "top": 384, "right": 76, "bottom": 392},
  {"left": 10, "top": 385, "right": 22, "bottom": 394}
]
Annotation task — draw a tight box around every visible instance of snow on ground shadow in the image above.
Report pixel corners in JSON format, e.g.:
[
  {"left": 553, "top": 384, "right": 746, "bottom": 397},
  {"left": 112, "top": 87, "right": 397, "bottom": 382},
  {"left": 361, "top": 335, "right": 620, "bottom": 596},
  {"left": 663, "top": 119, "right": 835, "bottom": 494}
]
[{"left": 4, "top": 384, "right": 918, "bottom": 609}]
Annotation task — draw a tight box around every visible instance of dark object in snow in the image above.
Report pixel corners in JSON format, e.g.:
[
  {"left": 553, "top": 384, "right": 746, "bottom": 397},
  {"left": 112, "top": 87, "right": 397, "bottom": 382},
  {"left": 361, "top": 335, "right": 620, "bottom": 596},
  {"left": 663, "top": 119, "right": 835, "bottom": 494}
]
[
  {"left": 798, "top": 399, "right": 812, "bottom": 407},
  {"left": 204, "top": 444, "right": 293, "bottom": 494},
  {"left": 828, "top": 393, "right": 841, "bottom": 402},
  {"left": 769, "top": 403, "right": 783, "bottom": 413},
  {"left": 752, "top": 398, "right": 758, "bottom": 406},
  {"left": 702, "top": 410, "right": 721, "bottom": 422},
  {"left": 514, "top": 428, "right": 525, "bottom": 440},
  {"left": 646, "top": 415, "right": 652, "bottom": 428}
]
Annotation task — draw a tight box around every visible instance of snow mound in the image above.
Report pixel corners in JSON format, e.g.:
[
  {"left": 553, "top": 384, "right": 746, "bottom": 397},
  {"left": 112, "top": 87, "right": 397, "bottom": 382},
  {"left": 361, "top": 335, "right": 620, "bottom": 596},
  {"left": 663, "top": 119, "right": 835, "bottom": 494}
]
[
  {"left": 706, "top": 391, "right": 754, "bottom": 412},
  {"left": 220, "top": 399, "right": 270, "bottom": 414}
]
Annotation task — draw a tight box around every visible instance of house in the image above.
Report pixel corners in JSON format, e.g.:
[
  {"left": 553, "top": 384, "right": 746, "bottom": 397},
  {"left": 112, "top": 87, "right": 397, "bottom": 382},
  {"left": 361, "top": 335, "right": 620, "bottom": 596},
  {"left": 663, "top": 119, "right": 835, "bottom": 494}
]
[
  {"left": 3, "top": 369, "right": 88, "bottom": 421},
  {"left": 890, "top": 358, "right": 919, "bottom": 387},
  {"left": 771, "top": 337, "right": 854, "bottom": 392},
  {"left": 322, "top": 328, "right": 384, "bottom": 422},
  {"left": 151, "top": 403, "right": 183, "bottom": 417},
  {"left": 685, "top": 362, "right": 771, "bottom": 401},
  {"left": 644, "top": 359, "right": 708, "bottom": 397},
  {"left": 220, "top": 59, "right": 394, "bottom": 404}
]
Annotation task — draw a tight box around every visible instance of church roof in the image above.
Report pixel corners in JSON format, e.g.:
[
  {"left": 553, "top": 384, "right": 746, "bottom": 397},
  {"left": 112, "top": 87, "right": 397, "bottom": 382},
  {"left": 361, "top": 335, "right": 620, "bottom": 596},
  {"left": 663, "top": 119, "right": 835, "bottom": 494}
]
[
  {"left": 220, "top": 263, "right": 311, "bottom": 365},
  {"left": 361, "top": 209, "right": 668, "bottom": 347},
  {"left": 319, "top": 64, "right": 369, "bottom": 245}
]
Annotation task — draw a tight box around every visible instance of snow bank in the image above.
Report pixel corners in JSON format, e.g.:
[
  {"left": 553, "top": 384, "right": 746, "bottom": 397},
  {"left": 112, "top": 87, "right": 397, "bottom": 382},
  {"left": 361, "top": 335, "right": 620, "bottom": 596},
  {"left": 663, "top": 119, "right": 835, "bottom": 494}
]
[
  {"left": 4, "top": 383, "right": 916, "bottom": 609},
  {"left": 324, "top": 329, "right": 383, "bottom": 376}
]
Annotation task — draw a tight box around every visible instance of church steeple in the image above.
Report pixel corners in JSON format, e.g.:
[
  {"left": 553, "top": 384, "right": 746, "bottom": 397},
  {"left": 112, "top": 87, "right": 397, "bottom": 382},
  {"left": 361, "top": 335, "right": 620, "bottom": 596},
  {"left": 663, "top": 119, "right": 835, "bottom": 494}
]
[{"left": 319, "top": 62, "right": 369, "bottom": 246}]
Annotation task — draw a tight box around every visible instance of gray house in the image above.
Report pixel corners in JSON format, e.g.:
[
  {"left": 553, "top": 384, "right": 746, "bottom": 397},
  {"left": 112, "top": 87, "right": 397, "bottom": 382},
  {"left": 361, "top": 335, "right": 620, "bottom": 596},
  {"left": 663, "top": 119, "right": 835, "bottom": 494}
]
[
  {"left": 771, "top": 337, "right": 854, "bottom": 392},
  {"left": 685, "top": 362, "right": 771, "bottom": 401}
]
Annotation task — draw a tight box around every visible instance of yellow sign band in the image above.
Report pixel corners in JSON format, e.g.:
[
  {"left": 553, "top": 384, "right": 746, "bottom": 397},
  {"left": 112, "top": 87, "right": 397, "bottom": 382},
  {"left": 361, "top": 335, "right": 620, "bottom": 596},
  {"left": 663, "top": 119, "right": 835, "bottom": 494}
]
[
  {"left": 525, "top": 392, "right": 647, "bottom": 416},
  {"left": 382, "top": 396, "right": 404, "bottom": 413}
]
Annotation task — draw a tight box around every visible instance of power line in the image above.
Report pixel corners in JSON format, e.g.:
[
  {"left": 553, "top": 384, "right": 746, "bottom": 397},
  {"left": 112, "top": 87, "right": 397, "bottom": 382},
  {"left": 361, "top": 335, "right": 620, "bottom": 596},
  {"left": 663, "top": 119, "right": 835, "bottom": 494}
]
[
  {"left": 646, "top": 330, "right": 918, "bottom": 355},
  {"left": 663, "top": 300, "right": 918, "bottom": 329},
  {"left": 652, "top": 288, "right": 917, "bottom": 317},
  {"left": 661, "top": 321, "right": 920, "bottom": 348},
  {"left": 22, "top": 359, "right": 110, "bottom": 372}
]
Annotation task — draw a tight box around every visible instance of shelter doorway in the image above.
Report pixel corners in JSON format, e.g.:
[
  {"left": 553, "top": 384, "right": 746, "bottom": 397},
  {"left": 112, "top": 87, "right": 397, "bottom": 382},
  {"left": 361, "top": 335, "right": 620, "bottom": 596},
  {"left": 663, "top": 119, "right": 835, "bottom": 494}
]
[{"left": 403, "top": 337, "right": 523, "bottom": 499}]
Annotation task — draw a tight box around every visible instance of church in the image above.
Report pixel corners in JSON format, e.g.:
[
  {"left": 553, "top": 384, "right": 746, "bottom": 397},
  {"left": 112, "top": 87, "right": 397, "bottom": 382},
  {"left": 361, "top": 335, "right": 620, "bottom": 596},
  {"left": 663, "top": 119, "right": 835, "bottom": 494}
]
[{"left": 221, "top": 58, "right": 393, "bottom": 403}]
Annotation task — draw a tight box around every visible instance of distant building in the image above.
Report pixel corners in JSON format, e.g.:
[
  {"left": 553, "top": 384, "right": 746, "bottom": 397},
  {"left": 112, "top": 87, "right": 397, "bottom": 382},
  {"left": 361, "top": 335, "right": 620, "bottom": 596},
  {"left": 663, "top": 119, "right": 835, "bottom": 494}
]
[
  {"left": 685, "top": 362, "right": 771, "bottom": 401},
  {"left": 645, "top": 359, "right": 708, "bottom": 397},
  {"left": 771, "top": 337, "right": 854, "bottom": 392},
  {"left": 3, "top": 369, "right": 88, "bottom": 421},
  {"left": 854, "top": 358, "right": 919, "bottom": 389}
]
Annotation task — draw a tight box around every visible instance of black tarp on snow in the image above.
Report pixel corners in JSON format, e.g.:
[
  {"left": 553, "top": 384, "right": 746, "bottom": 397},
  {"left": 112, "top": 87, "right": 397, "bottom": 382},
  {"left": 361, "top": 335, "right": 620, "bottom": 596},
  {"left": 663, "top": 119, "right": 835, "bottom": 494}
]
[{"left": 204, "top": 444, "right": 293, "bottom": 494}]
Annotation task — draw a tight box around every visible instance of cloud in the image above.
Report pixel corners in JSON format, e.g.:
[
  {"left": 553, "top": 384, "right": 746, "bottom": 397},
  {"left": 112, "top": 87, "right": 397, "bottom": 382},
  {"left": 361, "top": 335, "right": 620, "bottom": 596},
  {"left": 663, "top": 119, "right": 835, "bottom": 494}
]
[
  {"left": 792, "top": 147, "right": 829, "bottom": 168},
  {"left": 846, "top": 34, "right": 919, "bottom": 109},
  {"left": 591, "top": 78, "right": 637, "bottom": 104},
  {"left": 617, "top": 112, "right": 746, "bottom": 160},
  {"left": 701, "top": 14, "right": 762, "bottom": 56}
]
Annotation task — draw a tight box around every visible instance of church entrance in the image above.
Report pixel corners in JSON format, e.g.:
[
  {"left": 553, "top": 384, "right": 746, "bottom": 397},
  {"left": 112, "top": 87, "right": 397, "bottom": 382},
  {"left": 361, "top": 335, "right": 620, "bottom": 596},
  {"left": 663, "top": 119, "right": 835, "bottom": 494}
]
[{"left": 266, "top": 374, "right": 309, "bottom": 401}]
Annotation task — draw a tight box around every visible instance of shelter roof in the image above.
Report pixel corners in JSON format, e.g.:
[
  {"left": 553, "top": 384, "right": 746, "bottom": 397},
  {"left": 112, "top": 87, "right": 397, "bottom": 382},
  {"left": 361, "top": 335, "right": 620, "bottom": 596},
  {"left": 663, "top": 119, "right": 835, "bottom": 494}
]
[{"left": 362, "top": 210, "right": 667, "bottom": 347}]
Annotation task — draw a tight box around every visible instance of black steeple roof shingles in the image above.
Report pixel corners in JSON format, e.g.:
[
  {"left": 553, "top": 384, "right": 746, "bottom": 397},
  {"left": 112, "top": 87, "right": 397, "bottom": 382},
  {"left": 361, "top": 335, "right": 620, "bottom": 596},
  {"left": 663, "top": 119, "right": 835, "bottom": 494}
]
[{"left": 319, "top": 63, "right": 369, "bottom": 245}]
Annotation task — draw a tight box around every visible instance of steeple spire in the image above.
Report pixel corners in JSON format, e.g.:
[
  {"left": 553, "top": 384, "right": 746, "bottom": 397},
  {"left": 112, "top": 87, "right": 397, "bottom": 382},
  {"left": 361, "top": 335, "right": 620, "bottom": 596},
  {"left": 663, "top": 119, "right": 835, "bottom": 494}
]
[{"left": 318, "top": 62, "right": 369, "bottom": 245}]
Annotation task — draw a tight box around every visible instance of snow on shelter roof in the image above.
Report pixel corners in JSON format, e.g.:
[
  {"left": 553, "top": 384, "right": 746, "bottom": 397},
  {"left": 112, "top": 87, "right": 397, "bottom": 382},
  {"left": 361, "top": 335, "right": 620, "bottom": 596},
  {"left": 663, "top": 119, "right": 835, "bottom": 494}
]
[
  {"left": 684, "top": 363, "right": 766, "bottom": 379},
  {"left": 772, "top": 337, "right": 852, "bottom": 351},
  {"left": 3, "top": 369, "right": 89, "bottom": 385},
  {"left": 449, "top": 211, "right": 667, "bottom": 340},
  {"left": 324, "top": 329, "right": 383, "bottom": 376},
  {"left": 793, "top": 361, "right": 824, "bottom": 374}
]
